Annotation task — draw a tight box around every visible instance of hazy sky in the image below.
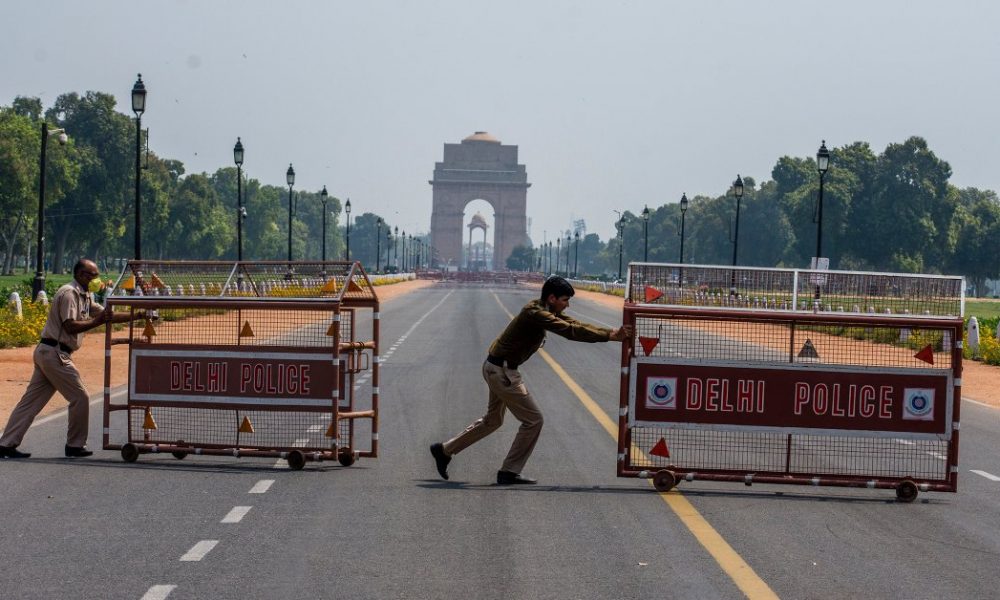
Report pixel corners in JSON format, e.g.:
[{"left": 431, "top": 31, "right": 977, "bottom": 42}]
[{"left": 4, "top": 1, "right": 998, "bottom": 242}]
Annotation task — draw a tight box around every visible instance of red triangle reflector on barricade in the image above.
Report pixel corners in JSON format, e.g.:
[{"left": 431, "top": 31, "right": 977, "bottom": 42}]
[
  {"left": 638, "top": 336, "right": 659, "bottom": 356},
  {"left": 915, "top": 344, "right": 934, "bottom": 365},
  {"left": 644, "top": 286, "right": 664, "bottom": 303},
  {"left": 650, "top": 437, "right": 670, "bottom": 458}
]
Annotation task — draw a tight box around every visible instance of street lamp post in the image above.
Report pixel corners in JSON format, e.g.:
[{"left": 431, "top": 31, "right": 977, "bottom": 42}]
[
  {"left": 574, "top": 231, "right": 580, "bottom": 277},
  {"left": 730, "top": 175, "right": 744, "bottom": 295},
  {"left": 678, "top": 193, "right": 688, "bottom": 264},
  {"left": 401, "top": 230, "right": 407, "bottom": 271},
  {"left": 385, "top": 229, "right": 392, "bottom": 271},
  {"left": 234, "top": 138, "right": 244, "bottom": 261},
  {"left": 393, "top": 226, "right": 398, "bottom": 269},
  {"left": 344, "top": 198, "right": 352, "bottom": 261},
  {"left": 614, "top": 210, "right": 624, "bottom": 281},
  {"left": 131, "top": 74, "right": 147, "bottom": 260},
  {"left": 286, "top": 164, "right": 295, "bottom": 262},
  {"left": 565, "top": 234, "right": 571, "bottom": 277},
  {"left": 376, "top": 218, "right": 383, "bottom": 272},
  {"left": 32, "top": 123, "right": 68, "bottom": 300},
  {"left": 556, "top": 237, "right": 561, "bottom": 274},
  {"left": 320, "top": 186, "right": 329, "bottom": 263},
  {"left": 641, "top": 205, "right": 650, "bottom": 262},
  {"left": 814, "top": 140, "right": 831, "bottom": 300}
]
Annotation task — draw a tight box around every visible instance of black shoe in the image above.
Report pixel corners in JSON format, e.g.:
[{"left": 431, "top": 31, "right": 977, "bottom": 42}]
[
  {"left": 0, "top": 445, "right": 30, "bottom": 459},
  {"left": 64, "top": 446, "right": 94, "bottom": 458},
  {"left": 430, "top": 443, "right": 451, "bottom": 480},
  {"left": 497, "top": 470, "right": 537, "bottom": 485}
]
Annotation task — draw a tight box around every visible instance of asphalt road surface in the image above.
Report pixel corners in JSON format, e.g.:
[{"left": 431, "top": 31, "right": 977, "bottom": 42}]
[{"left": 2, "top": 283, "right": 1000, "bottom": 599}]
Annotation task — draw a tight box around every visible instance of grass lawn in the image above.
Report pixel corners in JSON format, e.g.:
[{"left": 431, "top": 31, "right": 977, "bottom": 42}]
[
  {"left": 0, "top": 273, "right": 73, "bottom": 290},
  {"left": 967, "top": 299, "right": 1000, "bottom": 321}
]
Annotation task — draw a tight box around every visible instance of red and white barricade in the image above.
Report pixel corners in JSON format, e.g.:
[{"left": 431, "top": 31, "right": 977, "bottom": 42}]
[
  {"left": 618, "top": 263, "right": 964, "bottom": 501},
  {"left": 103, "top": 260, "right": 380, "bottom": 470}
]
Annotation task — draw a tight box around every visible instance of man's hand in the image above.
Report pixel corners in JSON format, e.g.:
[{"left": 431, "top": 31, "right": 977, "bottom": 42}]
[{"left": 609, "top": 325, "right": 632, "bottom": 342}]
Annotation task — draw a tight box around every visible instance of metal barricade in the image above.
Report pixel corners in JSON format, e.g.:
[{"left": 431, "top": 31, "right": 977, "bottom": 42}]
[
  {"left": 618, "top": 263, "right": 964, "bottom": 501},
  {"left": 102, "top": 260, "right": 380, "bottom": 470}
]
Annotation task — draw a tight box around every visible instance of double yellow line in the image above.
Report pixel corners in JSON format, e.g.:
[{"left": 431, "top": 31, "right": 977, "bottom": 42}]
[{"left": 493, "top": 293, "right": 778, "bottom": 599}]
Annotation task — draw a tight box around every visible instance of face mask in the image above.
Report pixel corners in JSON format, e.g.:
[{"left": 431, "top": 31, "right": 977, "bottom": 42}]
[{"left": 88, "top": 278, "right": 104, "bottom": 294}]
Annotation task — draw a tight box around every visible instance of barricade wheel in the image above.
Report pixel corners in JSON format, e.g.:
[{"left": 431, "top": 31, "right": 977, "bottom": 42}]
[
  {"left": 338, "top": 451, "right": 355, "bottom": 467},
  {"left": 121, "top": 443, "right": 139, "bottom": 463},
  {"left": 652, "top": 470, "right": 676, "bottom": 492},
  {"left": 896, "top": 480, "right": 918, "bottom": 503},
  {"left": 172, "top": 440, "right": 188, "bottom": 460},
  {"left": 287, "top": 450, "right": 306, "bottom": 471}
]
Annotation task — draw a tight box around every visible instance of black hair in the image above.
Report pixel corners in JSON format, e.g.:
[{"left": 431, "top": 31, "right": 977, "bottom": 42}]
[{"left": 540, "top": 275, "right": 575, "bottom": 301}]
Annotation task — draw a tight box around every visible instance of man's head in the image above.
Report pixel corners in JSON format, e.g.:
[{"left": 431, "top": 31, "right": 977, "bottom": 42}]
[
  {"left": 541, "top": 275, "right": 574, "bottom": 313},
  {"left": 73, "top": 259, "right": 100, "bottom": 288}
]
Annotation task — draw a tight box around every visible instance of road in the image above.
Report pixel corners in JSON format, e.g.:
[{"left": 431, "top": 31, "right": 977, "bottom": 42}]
[{"left": 2, "top": 283, "right": 999, "bottom": 599}]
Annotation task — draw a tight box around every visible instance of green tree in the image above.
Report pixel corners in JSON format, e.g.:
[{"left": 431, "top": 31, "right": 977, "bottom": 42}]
[{"left": 506, "top": 244, "right": 536, "bottom": 271}]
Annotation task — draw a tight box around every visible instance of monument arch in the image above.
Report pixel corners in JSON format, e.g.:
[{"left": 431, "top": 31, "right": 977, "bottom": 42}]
[{"left": 429, "top": 132, "right": 530, "bottom": 270}]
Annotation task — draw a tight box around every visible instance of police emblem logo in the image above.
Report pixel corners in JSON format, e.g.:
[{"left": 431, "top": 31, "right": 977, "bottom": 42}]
[
  {"left": 646, "top": 377, "right": 677, "bottom": 410},
  {"left": 902, "top": 388, "right": 935, "bottom": 421}
]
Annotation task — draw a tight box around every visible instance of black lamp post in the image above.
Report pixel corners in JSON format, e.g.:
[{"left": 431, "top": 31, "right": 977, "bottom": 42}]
[
  {"left": 814, "top": 140, "right": 831, "bottom": 300},
  {"left": 131, "top": 74, "right": 147, "bottom": 260},
  {"left": 401, "top": 230, "right": 407, "bottom": 271},
  {"left": 32, "top": 123, "right": 68, "bottom": 300},
  {"left": 565, "top": 234, "right": 571, "bottom": 276},
  {"left": 286, "top": 164, "right": 295, "bottom": 262},
  {"left": 679, "top": 193, "right": 688, "bottom": 264},
  {"left": 574, "top": 231, "right": 580, "bottom": 277},
  {"left": 319, "top": 186, "right": 329, "bottom": 262},
  {"left": 641, "top": 205, "right": 650, "bottom": 262},
  {"left": 730, "top": 175, "right": 744, "bottom": 294},
  {"left": 615, "top": 211, "right": 624, "bottom": 281},
  {"left": 344, "top": 198, "right": 352, "bottom": 261},
  {"left": 393, "top": 226, "right": 398, "bottom": 269},
  {"left": 376, "top": 218, "right": 383, "bottom": 272},
  {"left": 234, "top": 137, "right": 244, "bottom": 261},
  {"left": 386, "top": 229, "right": 392, "bottom": 271},
  {"left": 556, "top": 237, "right": 561, "bottom": 274}
]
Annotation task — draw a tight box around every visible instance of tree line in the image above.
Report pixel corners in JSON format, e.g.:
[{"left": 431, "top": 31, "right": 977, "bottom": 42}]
[
  {"left": 0, "top": 91, "right": 420, "bottom": 277},
  {"left": 509, "top": 137, "right": 1000, "bottom": 294},
  {"left": 3, "top": 91, "right": 998, "bottom": 292}
]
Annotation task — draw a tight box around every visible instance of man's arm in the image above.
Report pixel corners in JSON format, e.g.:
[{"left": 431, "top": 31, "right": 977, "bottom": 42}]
[{"left": 63, "top": 307, "right": 147, "bottom": 335}]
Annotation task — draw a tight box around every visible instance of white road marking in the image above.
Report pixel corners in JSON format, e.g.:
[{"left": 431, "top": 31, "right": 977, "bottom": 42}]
[
  {"left": 971, "top": 469, "right": 1000, "bottom": 481},
  {"left": 180, "top": 540, "right": 218, "bottom": 562},
  {"left": 249, "top": 480, "right": 274, "bottom": 494},
  {"left": 140, "top": 585, "right": 176, "bottom": 600},
  {"left": 292, "top": 438, "right": 309, "bottom": 447},
  {"left": 273, "top": 458, "right": 288, "bottom": 469},
  {"left": 928, "top": 452, "right": 948, "bottom": 460},
  {"left": 221, "top": 506, "right": 252, "bottom": 523},
  {"left": 307, "top": 425, "right": 323, "bottom": 432},
  {"left": 896, "top": 439, "right": 916, "bottom": 446}
]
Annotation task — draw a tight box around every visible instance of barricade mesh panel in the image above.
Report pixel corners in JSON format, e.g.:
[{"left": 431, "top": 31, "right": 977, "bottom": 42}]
[
  {"left": 128, "top": 407, "right": 335, "bottom": 451},
  {"left": 629, "top": 427, "right": 949, "bottom": 480},
  {"left": 632, "top": 315, "right": 957, "bottom": 370},
  {"left": 628, "top": 263, "right": 963, "bottom": 318}
]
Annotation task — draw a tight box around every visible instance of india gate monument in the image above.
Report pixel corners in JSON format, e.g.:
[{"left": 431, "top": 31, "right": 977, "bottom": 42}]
[{"left": 429, "top": 132, "right": 531, "bottom": 270}]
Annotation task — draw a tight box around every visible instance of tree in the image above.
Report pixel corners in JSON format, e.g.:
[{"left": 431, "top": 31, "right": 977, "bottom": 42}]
[{"left": 506, "top": 244, "right": 536, "bottom": 271}]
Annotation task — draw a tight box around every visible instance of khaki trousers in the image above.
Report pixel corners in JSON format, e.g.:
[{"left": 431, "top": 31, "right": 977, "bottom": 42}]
[
  {"left": 0, "top": 344, "right": 90, "bottom": 448},
  {"left": 443, "top": 361, "right": 543, "bottom": 474}
]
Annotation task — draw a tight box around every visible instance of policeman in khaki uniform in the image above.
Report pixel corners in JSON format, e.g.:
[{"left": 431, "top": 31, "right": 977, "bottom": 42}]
[
  {"left": 0, "top": 259, "right": 144, "bottom": 459},
  {"left": 431, "top": 276, "right": 631, "bottom": 484}
]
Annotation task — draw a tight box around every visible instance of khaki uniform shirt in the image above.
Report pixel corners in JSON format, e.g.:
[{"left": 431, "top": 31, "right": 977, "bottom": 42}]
[
  {"left": 40, "top": 280, "right": 102, "bottom": 351},
  {"left": 488, "top": 299, "right": 612, "bottom": 368}
]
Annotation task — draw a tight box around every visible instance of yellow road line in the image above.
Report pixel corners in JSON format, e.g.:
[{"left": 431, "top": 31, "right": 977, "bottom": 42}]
[{"left": 492, "top": 293, "right": 778, "bottom": 600}]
